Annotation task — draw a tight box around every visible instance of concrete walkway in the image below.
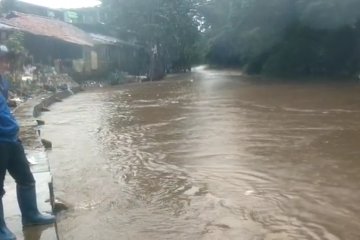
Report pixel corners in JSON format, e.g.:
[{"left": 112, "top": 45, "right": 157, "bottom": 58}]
[{"left": 4, "top": 97, "right": 58, "bottom": 240}]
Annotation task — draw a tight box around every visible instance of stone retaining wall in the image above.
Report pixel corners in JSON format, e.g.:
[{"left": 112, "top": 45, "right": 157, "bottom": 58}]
[{"left": 33, "top": 87, "right": 83, "bottom": 118}]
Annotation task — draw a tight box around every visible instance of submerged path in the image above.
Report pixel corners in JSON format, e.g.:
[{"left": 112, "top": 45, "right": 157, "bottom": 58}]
[{"left": 5, "top": 97, "right": 57, "bottom": 240}]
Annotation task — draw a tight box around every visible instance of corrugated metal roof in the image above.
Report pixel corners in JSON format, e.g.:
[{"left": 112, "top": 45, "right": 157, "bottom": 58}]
[
  {"left": 0, "top": 23, "right": 18, "bottom": 30},
  {"left": 0, "top": 12, "right": 94, "bottom": 46},
  {"left": 89, "top": 33, "right": 142, "bottom": 48},
  {"left": 90, "top": 33, "right": 119, "bottom": 45}
]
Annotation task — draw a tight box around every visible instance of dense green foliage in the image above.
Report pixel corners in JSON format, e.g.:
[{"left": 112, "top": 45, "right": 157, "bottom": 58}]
[
  {"left": 101, "top": 0, "right": 201, "bottom": 80},
  {"left": 261, "top": 24, "right": 360, "bottom": 76},
  {"left": 5, "top": 31, "right": 26, "bottom": 55},
  {"left": 101, "top": 0, "right": 360, "bottom": 78},
  {"left": 2, "top": 31, "right": 28, "bottom": 90},
  {"left": 200, "top": 0, "right": 360, "bottom": 77},
  {"left": 4, "top": 0, "right": 359, "bottom": 79},
  {"left": 0, "top": 0, "right": 16, "bottom": 14}
]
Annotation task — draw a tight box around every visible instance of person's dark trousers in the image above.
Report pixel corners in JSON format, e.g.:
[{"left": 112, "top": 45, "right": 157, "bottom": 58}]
[
  {"left": 0, "top": 141, "right": 55, "bottom": 230},
  {"left": 0, "top": 142, "right": 36, "bottom": 195},
  {"left": 0, "top": 141, "right": 32, "bottom": 240}
]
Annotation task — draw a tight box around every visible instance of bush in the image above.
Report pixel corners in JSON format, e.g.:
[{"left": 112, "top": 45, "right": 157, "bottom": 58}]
[
  {"left": 107, "top": 70, "right": 126, "bottom": 85},
  {"left": 262, "top": 24, "right": 360, "bottom": 77}
]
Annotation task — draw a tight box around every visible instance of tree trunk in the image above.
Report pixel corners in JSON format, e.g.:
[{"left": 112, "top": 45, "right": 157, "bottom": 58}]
[{"left": 148, "top": 46, "right": 166, "bottom": 81}]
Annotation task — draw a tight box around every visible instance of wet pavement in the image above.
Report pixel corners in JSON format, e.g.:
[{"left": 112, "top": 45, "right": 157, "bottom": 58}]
[
  {"left": 4, "top": 172, "right": 56, "bottom": 240},
  {"left": 4, "top": 98, "right": 57, "bottom": 240},
  {"left": 43, "top": 67, "right": 360, "bottom": 240}
]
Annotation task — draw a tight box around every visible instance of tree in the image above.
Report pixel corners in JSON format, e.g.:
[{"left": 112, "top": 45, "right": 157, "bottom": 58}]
[
  {"left": 201, "top": 0, "right": 360, "bottom": 77},
  {"left": 4, "top": 31, "right": 28, "bottom": 89},
  {"left": 1, "top": 0, "right": 16, "bottom": 14},
  {"left": 101, "top": 0, "right": 201, "bottom": 80}
]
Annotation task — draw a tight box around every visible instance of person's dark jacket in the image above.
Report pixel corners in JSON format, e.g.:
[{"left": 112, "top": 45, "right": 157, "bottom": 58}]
[{"left": 0, "top": 77, "right": 19, "bottom": 143}]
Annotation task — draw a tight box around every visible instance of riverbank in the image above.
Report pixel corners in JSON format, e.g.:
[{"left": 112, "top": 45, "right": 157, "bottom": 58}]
[
  {"left": 202, "top": 65, "right": 360, "bottom": 83},
  {"left": 33, "top": 87, "right": 83, "bottom": 118},
  {"left": 3, "top": 87, "right": 82, "bottom": 240}
]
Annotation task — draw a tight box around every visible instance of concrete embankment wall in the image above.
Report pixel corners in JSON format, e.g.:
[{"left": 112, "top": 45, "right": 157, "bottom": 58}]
[
  {"left": 33, "top": 87, "right": 83, "bottom": 118},
  {"left": 5, "top": 88, "right": 83, "bottom": 240}
]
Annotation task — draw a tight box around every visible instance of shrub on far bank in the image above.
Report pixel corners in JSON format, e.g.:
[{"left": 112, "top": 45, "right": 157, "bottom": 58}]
[
  {"left": 205, "top": 22, "right": 360, "bottom": 79},
  {"left": 261, "top": 24, "right": 360, "bottom": 77}
]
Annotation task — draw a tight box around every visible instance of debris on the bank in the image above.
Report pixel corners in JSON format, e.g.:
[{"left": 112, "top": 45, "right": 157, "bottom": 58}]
[
  {"left": 7, "top": 99, "right": 17, "bottom": 108},
  {"left": 54, "top": 97, "right": 63, "bottom": 102},
  {"left": 40, "top": 106, "right": 50, "bottom": 112},
  {"left": 41, "top": 139, "right": 52, "bottom": 149},
  {"left": 48, "top": 198, "right": 70, "bottom": 213},
  {"left": 36, "top": 120, "right": 45, "bottom": 125}
]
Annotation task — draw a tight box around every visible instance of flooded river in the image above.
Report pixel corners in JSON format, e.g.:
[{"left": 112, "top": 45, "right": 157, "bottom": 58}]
[{"left": 42, "top": 68, "right": 360, "bottom": 240}]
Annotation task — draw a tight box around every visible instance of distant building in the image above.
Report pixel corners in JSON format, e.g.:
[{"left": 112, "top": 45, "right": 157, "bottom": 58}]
[
  {"left": 0, "top": 12, "right": 141, "bottom": 78},
  {"left": 0, "top": 12, "right": 92, "bottom": 72},
  {"left": 12, "top": 1, "right": 64, "bottom": 20},
  {"left": 11, "top": 2, "right": 106, "bottom": 26},
  {"left": 12, "top": 2, "right": 106, "bottom": 26},
  {"left": 63, "top": 7, "right": 107, "bottom": 25},
  {"left": 0, "top": 2, "right": 144, "bottom": 78}
]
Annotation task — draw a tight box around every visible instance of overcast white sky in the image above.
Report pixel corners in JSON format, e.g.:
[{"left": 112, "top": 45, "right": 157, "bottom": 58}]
[{"left": 20, "top": 0, "right": 101, "bottom": 9}]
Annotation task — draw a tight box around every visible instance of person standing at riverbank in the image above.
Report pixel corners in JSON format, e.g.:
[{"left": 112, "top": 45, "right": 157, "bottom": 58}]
[{"left": 0, "top": 45, "right": 55, "bottom": 240}]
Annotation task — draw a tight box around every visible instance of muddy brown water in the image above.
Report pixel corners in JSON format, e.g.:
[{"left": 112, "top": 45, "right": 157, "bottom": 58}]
[{"left": 42, "top": 67, "right": 360, "bottom": 240}]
